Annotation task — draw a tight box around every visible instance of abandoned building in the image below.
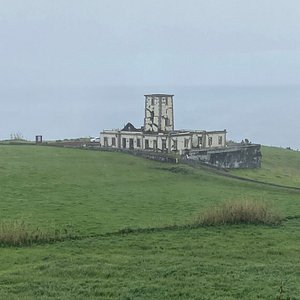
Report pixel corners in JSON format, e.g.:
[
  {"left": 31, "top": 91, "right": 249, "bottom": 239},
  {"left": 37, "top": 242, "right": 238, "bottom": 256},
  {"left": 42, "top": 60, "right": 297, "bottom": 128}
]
[
  {"left": 100, "top": 94, "right": 226, "bottom": 154},
  {"left": 100, "top": 94, "right": 262, "bottom": 169}
]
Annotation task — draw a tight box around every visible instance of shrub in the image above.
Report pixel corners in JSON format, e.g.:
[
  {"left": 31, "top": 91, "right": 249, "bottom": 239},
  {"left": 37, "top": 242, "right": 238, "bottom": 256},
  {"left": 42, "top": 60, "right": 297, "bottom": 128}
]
[
  {"left": 194, "top": 199, "right": 283, "bottom": 226},
  {"left": 168, "top": 166, "right": 194, "bottom": 175},
  {"left": 0, "top": 220, "right": 76, "bottom": 246}
]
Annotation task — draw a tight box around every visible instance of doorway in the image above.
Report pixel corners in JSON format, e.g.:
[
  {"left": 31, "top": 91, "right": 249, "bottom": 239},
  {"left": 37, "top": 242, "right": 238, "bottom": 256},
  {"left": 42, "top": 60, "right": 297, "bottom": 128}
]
[{"left": 129, "top": 138, "right": 134, "bottom": 149}]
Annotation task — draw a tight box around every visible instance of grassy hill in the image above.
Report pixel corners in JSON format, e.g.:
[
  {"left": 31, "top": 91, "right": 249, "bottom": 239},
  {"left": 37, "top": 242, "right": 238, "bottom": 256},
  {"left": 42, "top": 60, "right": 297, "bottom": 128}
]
[
  {"left": 231, "top": 146, "right": 300, "bottom": 188},
  {"left": 0, "top": 145, "right": 299, "bottom": 299}
]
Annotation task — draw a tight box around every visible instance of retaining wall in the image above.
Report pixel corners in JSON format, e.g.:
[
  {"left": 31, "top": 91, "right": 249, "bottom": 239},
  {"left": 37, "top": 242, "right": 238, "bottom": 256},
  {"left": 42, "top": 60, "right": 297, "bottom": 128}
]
[{"left": 188, "top": 144, "right": 262, "bottom": 169}]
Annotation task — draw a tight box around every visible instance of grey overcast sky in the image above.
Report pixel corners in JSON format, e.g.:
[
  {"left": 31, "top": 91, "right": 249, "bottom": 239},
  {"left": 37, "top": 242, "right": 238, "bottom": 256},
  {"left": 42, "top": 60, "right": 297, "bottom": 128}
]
[{"left": 0, "top": 1, "right": 300, "bottom": 148}]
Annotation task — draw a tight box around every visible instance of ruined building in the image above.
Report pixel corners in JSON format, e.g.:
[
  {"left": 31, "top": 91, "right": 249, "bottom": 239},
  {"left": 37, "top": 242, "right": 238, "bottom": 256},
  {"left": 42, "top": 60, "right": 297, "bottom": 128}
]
[
  {"left": 101, "top": 94, "right": 226, "bottom": 154},
  {"left": 100, "top": 94, "right": 261, "bottom": 169}
]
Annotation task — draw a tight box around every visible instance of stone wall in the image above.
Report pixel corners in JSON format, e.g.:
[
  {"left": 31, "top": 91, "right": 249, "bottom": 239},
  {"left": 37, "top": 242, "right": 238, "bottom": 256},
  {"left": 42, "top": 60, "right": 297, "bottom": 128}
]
[
  {"left": 98, "top": 147, "right": 178, "bottom": 163},
  {"left": 188, "top": 144, "right": 262, "bottom": 169}
]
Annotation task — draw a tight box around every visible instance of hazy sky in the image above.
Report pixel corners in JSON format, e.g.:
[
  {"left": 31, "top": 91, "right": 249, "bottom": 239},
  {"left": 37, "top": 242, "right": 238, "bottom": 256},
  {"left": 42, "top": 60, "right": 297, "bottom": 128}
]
[{"left": 1, "top": 1, "right": 300, "bottom": 148}]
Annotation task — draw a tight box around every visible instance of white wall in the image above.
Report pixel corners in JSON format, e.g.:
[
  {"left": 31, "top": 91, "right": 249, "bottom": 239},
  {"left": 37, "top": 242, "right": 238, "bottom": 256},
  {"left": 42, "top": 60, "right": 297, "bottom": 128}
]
[
  {"left": 205, "top": 132, "right": 226, "bottom": 148},
  {"left": 101, "top": 130, "right": 226, "bottom": 152}
]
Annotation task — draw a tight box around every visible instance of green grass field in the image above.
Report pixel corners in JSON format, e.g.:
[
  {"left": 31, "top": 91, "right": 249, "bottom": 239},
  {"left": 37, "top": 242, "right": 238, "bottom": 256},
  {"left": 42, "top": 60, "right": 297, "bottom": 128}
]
[
  {"left": 231, "top": 146, "right": 300, "bottom": 188},
  {"left": 0, "top": 145, "right": 299, "bottom": 299}
]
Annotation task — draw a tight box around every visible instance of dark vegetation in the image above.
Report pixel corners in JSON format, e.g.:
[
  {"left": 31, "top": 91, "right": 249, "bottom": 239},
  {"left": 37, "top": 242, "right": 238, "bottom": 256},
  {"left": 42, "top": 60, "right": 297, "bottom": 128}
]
[
  {"left": 0, "top": 220, "right": 75, "bottom": 246},
  {"left": 194, "top": 199, "right": 283, "bottom": 226}
]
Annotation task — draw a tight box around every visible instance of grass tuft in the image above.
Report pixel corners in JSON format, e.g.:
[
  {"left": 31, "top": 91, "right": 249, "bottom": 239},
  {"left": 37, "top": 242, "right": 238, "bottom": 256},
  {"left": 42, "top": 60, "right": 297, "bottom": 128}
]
[
  {"left": 0, "top": 220, "right": 76, "bottom": 247},
  {"left": 194, "top": 199, "right": 283, "bottom": 226}
]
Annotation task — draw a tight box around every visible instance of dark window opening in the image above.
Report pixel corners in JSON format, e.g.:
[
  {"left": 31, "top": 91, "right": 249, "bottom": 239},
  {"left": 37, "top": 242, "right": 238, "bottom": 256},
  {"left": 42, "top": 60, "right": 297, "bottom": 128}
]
[
  {"left": 104, "top": 137, "right": 108, "bottom": 147},
  {"left": 162, "top": 139, "right": 166, "bottom": 150},
  {"left": 165, "top": 118, "right": 170, "bottom": 127},
  {"left": 218, "top": 136, "right": 223, "bottom": 145},
  {"left": 198, "top": 136, "right": 203, "bottom": 147},
  {"left": 173, "top": 140, "right": 177, "bottom": 150},
  {"left": 122, "top": 138, "right": 126, "bottom": 148},
  {"left": 184, "top": 138, "right": 189, "bottom": 148}
]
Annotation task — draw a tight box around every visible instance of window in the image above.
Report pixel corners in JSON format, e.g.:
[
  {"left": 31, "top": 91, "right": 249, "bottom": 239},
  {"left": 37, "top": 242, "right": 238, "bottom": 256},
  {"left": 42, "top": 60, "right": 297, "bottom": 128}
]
[
  {"left": 184, "top": 138, "right": 189, "bottom": 148},
  {"left": 165, "top": 117, "right": 170, "bottom": 127},
  {"left": 208, "top": 137, "right": 213, "bottom": 147},
  {"left": 166, "top": 98, "right": 169, "bottom": 105},
  {"left": 218, "top": 136, "right": 223, "bottom": 145},
  {"left": 145, "top": 139, "right": 149, "bottom": 149},
  {"left": 173, "top": 140, "right": 177, "bottom": 150},
  {"left": 151, "top": 98, "right": 154, "bottom": 106},
  {"left": 162, "top": 139, "right": 166, "bottom": 150},
  {"left": 122, "top": 138, "right": 126, "bottom": 148},
  {"left": 137, "top": 138, "right": 141, "bottom": 148},
  {"left": 104, "top": 137, "right": 108, "bottom": 147},
  {"left": 198, "top": 136, "right": 203, "bottom": 147},
  {"left": 112, "top": 137, "right": 116, "bottom": 146},
  {"left": 153, "top": 140, "right": 157, "bottom": 149}
]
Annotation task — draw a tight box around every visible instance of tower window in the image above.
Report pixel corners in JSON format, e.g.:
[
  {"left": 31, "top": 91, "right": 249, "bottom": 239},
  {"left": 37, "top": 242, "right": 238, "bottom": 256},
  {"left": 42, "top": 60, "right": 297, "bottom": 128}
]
[{"left": 165, "top": 118, "right": 170, "bottom": 127}]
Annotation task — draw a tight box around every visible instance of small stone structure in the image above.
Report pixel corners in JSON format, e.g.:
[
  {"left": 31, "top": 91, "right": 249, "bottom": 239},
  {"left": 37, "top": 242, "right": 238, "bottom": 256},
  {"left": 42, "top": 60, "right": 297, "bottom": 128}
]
[{"left": 35, "top": 135, "right": 43, "bottom": 144}]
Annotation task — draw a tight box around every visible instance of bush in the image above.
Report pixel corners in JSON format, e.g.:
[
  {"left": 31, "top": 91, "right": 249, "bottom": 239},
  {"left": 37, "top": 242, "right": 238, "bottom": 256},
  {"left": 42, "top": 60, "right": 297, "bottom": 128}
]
[
  {"left": 194, "top": 199, "right": 283, "bottom": 226},
  {"left": 0, "top": 220, "right": 76, "bottom": 246}
]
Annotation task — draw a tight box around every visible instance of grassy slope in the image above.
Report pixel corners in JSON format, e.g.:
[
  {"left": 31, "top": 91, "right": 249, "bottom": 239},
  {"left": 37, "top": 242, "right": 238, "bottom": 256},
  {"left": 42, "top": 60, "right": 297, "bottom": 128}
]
[
  {"left": 0, "top": 145, "right": 299, "bottom": 299},
  {"left": 0, "top": 223, "right": 299, "bottom": 300},
  {"left": 231, "top": 146, "right": 300, "bottom": 188}
]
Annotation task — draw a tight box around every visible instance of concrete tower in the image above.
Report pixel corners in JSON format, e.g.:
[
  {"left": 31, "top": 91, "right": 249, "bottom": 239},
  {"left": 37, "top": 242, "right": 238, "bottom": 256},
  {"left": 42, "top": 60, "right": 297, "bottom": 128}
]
[{"left": 144, "top": 94, "right": 174, "bottom": 132}]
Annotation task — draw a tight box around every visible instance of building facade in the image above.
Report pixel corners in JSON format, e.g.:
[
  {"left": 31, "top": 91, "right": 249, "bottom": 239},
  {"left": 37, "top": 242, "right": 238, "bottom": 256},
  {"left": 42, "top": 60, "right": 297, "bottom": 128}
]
[{"left": 100, "top": 94, "right": 227, "bottom": 154}]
